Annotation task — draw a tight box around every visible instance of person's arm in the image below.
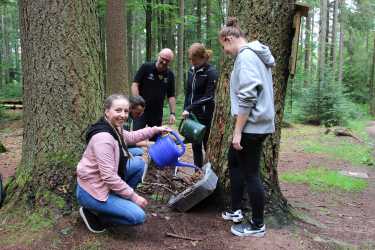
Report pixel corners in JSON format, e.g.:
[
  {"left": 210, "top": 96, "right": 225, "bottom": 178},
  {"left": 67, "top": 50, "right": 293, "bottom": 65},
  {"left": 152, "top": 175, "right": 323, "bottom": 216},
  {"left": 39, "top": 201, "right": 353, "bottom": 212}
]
[
  {"left": 168, "top": 96, "right": 176, "bottom": 124},
  {"left": 91, "top": 133, "right": 135, "bottom": 198},
  {"left": 167, "top": 72, "right": 176, "bottom": 124},
  {"left": 131, "top": 82, "right": 140, "bottom": 96},
  {"left": 232, "top": 114, "right": 248, "bottom": 150},
  {"left": 132, "top": 63, "right": 146, "bottom": 96}
]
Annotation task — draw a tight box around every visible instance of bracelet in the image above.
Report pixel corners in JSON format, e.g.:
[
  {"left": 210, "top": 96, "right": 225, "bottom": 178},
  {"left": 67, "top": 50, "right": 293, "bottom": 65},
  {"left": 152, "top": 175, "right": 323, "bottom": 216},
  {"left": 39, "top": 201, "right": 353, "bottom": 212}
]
[{"left": 170, "top": 112, "right": 175, "bottom": 115}]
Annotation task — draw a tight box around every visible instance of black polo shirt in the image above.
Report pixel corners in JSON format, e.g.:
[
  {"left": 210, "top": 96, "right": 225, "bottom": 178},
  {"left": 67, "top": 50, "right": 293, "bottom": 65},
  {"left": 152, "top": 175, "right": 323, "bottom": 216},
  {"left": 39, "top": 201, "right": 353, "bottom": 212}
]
[{"left": 133, "top": 62, "right": 175, "bottom": 115}]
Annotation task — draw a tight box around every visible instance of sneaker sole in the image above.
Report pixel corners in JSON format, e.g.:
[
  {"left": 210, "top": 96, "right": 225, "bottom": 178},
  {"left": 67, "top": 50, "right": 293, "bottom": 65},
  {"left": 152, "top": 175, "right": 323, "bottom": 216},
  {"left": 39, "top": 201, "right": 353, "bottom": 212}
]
[
  {"left": 79, "top": 207, "right": 106, "bottom": 234},
  {"left": 222, "top": 214, "right": 243, "bottom": 223},
  {"left": 230, "top": 227, "right": 265, "bottom": 237}
]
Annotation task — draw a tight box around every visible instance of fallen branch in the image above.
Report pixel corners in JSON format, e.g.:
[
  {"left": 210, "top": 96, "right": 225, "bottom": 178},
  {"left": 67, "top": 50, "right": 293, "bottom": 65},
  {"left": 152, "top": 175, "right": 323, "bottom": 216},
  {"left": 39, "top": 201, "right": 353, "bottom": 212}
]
[
  {"left": 325, "top": 127, "right": 364, "bottom": 143},
  {"left": 165, "top": 232, "right": 202, "bottom": 241}
]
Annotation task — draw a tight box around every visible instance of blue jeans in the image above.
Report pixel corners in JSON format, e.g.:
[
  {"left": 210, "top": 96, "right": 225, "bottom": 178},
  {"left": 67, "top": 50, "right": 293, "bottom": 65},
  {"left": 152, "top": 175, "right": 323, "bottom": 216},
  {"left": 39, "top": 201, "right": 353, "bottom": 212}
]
[
  {"left": 76, "top": 156, "right": 146, "bottom": 225},
  {"left": 128, "top": 147, "right": 144, "bottom": 157}
]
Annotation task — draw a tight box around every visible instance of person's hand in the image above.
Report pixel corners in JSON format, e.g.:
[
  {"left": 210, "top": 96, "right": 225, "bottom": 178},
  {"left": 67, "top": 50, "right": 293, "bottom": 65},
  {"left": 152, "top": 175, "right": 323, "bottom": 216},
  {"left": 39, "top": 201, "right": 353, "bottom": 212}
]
[
  {"left": 182, "top": 110, "right": 189, "bottom": 119},
  {"left": 232, "top": 132, "right": 243, "bottom": 150},
  {"left": 132, "top": 193, "right": 148, "bottom": 208},
  {"left": 154, "top": 125, "right": 172, "bottom": 134},
  {"left": 169, "top": 114, "right": 176, "bottom": 125}
]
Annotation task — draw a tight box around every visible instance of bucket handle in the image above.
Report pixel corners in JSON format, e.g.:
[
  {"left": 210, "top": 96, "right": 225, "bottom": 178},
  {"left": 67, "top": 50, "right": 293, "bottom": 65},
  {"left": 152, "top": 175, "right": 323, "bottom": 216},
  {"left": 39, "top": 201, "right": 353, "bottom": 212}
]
[
  {"left": 168, "top": 130, "right": 186, "bottom": 156},
  {"left": 178, "top": 112, "right": 199, "bottom": 133}
]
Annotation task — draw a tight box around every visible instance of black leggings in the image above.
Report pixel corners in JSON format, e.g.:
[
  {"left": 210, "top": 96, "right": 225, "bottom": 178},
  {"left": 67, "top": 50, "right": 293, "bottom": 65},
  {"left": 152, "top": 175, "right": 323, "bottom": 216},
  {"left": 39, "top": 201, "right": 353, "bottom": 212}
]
[
  {"left": 191, "top": 115, "right": 212, "bottom": 168},
  {"left": 228, "top": 133, "right": 266, "bottom": 225}
]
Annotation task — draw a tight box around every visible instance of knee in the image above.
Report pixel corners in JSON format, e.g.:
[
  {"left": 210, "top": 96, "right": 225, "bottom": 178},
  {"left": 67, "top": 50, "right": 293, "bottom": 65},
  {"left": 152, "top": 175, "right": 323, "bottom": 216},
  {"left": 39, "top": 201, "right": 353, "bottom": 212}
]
[
  {"left": 129, "top": 208, "right": 146, "bottom": 225},
  {"left": 129, "top": 157, "right": 145, "bottom": 173},
  {"left": 133, "top": 157, "right": 146, "bottom": 173}
]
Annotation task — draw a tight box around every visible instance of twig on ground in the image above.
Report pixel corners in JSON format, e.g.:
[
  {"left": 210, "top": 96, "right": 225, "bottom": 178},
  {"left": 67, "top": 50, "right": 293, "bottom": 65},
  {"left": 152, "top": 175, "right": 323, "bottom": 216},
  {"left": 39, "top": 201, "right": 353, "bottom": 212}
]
[
  {"left": 142, "top": 181, "right": 177, "bottom": 194},
  {"left": 165, "top": 232, "right": 202, "bottom": 241}
]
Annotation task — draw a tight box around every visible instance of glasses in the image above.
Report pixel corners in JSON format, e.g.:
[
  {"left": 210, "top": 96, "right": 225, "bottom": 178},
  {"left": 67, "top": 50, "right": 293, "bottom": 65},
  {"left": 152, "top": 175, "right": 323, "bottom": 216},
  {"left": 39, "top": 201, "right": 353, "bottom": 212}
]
[{"left": 159, "top": 56, "right": 171, "bottom": 64}]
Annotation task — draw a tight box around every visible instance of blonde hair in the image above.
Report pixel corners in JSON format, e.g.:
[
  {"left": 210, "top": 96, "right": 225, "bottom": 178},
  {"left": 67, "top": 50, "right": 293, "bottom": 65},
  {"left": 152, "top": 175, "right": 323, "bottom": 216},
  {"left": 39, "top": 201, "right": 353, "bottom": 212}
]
[{"left": 188, "top": 43, "right": 213, "bottom": 62}]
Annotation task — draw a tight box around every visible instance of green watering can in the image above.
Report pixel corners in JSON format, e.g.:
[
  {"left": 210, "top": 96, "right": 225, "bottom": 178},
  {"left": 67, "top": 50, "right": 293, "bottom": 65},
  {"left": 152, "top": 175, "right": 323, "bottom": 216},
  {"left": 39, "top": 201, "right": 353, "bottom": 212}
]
[{"left": 178, "top": 113, "right": 206, "bottom": 144}]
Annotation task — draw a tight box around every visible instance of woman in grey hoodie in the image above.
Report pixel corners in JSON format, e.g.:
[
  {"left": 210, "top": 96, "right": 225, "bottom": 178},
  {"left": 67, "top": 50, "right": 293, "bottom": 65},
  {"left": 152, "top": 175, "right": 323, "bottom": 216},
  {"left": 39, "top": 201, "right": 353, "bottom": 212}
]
[{"left": 219, "top": 17, "right": 275, "bottom": 238}]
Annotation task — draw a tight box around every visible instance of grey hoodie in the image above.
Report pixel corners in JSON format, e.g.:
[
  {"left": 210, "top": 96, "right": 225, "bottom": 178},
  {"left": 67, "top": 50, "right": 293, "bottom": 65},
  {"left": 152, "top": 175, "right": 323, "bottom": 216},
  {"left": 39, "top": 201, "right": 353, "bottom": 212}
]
[{"left": 230, "top": 40, "right": 275, "bottom": 134}]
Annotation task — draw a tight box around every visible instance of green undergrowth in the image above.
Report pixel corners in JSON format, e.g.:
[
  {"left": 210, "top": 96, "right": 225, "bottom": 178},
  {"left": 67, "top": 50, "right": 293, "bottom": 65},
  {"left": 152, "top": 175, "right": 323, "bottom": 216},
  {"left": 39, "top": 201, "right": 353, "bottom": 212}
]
[
  {"left": 0, "top": 207, "right": 55, "bottom": 247},
  {"left": 301, "top": 138, "right": 373, "bottom": 166},
  {"left": 280, "top": 166, "right": 368, "bottom": 192},
  {"left": 292, "top": 118, "right": 375, "bottom": 166}
]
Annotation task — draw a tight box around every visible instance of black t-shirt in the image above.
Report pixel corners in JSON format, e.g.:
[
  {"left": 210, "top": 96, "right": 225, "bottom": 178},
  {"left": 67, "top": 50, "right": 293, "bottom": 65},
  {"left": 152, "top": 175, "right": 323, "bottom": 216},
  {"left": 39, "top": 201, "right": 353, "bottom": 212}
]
[{"left": 134, "top": 62, "right": 175, "bottom": 113}]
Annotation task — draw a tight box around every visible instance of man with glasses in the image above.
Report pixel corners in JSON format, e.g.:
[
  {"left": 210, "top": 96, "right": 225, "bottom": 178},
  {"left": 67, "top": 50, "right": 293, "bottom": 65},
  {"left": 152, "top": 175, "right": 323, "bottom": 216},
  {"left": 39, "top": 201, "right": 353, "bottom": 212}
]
[{"left": 131, "top": 48, "right": 176, "bottom": 132}]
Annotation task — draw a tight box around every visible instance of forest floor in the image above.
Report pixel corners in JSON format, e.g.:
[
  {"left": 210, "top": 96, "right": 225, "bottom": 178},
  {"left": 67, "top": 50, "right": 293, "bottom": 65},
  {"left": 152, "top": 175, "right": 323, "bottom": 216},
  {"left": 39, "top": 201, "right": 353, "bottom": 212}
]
[{"left": 1, "top": 112, "right": 375, "bottom": 250}]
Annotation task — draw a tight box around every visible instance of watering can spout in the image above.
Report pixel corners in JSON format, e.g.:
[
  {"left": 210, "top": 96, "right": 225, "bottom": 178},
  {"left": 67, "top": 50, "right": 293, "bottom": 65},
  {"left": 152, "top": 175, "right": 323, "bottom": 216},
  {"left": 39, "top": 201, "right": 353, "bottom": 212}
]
[{"left": 176, "top": 161, "right": 198, "bottom": 169}]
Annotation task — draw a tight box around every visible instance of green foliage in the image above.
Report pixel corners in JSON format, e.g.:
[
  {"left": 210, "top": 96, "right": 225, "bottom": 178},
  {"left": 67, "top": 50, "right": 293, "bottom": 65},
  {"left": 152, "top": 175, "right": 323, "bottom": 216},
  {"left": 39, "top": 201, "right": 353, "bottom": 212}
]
[
  {"left": 285, "top": 69, "right": 359, "bottom": 126},
  {"left": 25, "top": 211, "right": 54, "bottom": 232},
  {"left": 298, "top": 131, "right": 374, "bottom": 166},
  {"left": 301, "top": 139, "right": 373, "bottom": 166},
  {"left": 0, "top": 80, "right": 22, "bottom": 99},
  {"left": 280, "top": 166, "right": 368, "bottom": 192}
]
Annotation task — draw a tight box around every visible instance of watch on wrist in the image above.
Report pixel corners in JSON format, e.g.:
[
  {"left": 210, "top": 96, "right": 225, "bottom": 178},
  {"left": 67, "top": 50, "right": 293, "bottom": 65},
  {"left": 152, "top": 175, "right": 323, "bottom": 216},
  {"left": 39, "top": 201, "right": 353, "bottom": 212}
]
[{"left": 170, "top": 112, "right": 175, "bottom": 115}]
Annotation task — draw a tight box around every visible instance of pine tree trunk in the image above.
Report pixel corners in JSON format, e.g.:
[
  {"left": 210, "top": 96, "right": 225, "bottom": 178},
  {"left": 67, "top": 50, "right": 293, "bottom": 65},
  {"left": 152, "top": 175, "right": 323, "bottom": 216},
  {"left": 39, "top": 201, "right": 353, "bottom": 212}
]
[
  {"left": 338, "top": 0, "right": 345, "bottom": 85},
  {"left": 207, "top": 0, "right": 295, "bottom": 219},
  {"left": 196, "top": 0, "right": 202, "bottom": 42},
  {"left": 127, "top": 5, "right": 133, "bottom": 84},
  {"left": 331, "top": 0, "right": 338, "bottom": 76},
  {"left": 369, "top": 34, "right": 375, "bottom": 115},
  {"left": 145, "top": 0, "right": 152, "bottom": 61},
  {"left": 304, "top": 9, "right": 312, "bottom": 86},
  {"left": 318, "top": 0, "right": 328, "bottom": 108},
  {"left": 6, "top": 0, "right": 103, "bottom": 213},
  {"left": 105, "top": 0, "right": 128, "bottom": 95},
  {"left": 176, "top": 0, "right": 184, "bottom": 96},
  {"left": 206, "top": 0, "right": 212, "bottom": 48}
]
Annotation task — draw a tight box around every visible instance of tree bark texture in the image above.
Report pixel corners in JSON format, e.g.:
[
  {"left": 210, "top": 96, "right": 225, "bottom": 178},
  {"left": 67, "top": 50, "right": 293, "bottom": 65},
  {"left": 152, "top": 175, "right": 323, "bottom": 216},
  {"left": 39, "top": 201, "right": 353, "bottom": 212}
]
[
  {"left": 207, "top": 0, "right": 295, "bottom": 216},
  {"left": 105, "top": 0, "right": 128, "bottom": 95},
  {"left": 13, "top": 0, "right": 103, "bottom": 211},
  {"left": 304, "top": 9, "right": 312, "bottom": 86}
]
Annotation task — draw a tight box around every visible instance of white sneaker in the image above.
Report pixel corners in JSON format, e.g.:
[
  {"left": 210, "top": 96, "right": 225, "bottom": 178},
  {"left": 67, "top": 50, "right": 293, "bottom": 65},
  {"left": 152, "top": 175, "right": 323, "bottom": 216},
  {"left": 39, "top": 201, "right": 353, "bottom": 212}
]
[{"left": 221, "top": 209, "right": 244, "bottom": 223}]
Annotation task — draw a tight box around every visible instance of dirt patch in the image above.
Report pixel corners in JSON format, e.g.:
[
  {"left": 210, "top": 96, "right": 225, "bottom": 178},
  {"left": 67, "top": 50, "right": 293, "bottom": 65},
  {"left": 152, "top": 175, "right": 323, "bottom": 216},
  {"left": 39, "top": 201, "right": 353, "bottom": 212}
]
[{"left": 1, "top": 119, "right": 375, "bottom": 249}]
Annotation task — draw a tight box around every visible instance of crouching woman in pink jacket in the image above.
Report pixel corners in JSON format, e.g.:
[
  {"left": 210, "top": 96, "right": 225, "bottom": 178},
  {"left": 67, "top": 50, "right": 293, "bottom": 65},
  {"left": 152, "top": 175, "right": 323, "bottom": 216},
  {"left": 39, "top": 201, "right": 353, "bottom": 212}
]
[{"left": 76, "top": 94, "right": 170, "bottom": 233}]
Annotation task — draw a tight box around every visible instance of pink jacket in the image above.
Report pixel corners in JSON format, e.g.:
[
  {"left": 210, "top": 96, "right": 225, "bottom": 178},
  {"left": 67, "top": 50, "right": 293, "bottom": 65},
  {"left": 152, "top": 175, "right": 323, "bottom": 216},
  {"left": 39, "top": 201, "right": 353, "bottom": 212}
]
[{"left": 76, "top": 127, "right": 158, "bottom": 202}]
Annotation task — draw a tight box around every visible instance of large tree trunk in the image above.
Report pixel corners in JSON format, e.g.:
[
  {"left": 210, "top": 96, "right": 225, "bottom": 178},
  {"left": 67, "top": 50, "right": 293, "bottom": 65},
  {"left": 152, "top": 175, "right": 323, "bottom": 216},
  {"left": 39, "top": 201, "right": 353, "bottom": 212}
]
[
  {"left": 105, "top": 0, "right": 128, "bottom": 95},
  {"left": 207, "top": 0, "right": 296, "bottom": 219},
  {"left": 5, "top": 0, "right": 103, "bottom": 213}
]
